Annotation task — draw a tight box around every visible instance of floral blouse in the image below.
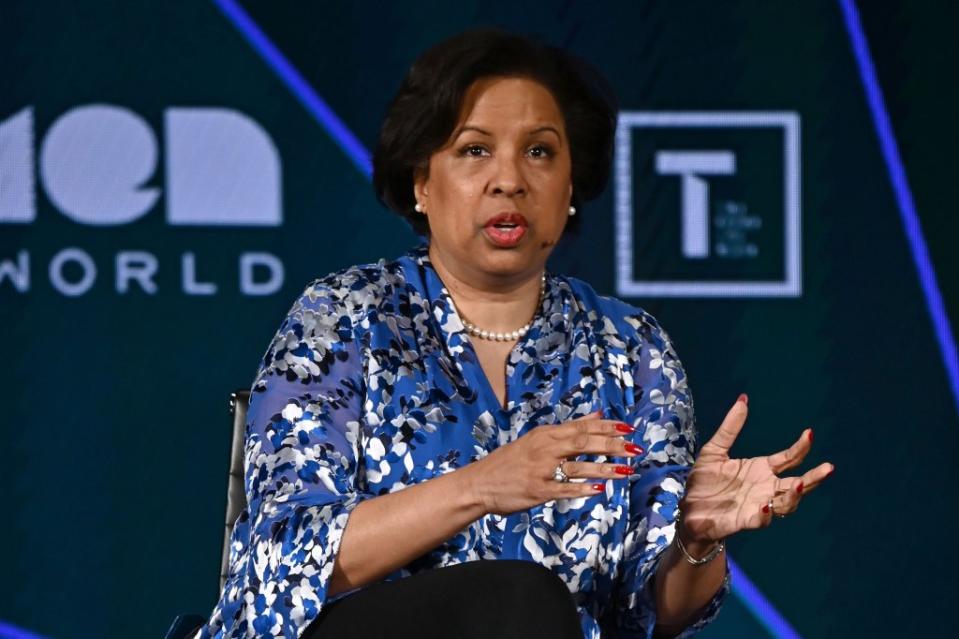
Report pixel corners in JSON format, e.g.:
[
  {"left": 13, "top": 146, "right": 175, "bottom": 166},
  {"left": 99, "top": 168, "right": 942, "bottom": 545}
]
[{"left": 197, "top": 244, "right": 730, "bottom": 638}]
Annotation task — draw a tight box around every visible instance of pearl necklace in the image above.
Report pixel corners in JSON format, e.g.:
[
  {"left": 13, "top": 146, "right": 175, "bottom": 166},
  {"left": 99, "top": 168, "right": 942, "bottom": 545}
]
[{"left": 451, "top": 274, "right": 546, "bottom": 342}]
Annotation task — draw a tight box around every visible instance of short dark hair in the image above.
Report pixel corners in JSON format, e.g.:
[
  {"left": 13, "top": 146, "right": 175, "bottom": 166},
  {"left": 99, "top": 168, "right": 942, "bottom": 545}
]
[{"left": 372, "top": 28, "right": 618, "bottom": 236}]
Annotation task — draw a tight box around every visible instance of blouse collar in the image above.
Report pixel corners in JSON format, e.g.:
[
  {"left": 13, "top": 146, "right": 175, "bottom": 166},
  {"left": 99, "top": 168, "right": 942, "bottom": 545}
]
[{"left": 405, "top": 242, "right": 574, "bottom": 366}]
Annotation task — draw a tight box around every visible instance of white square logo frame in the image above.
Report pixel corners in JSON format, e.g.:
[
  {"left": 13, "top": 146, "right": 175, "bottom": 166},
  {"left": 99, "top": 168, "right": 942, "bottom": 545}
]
[{"left": 614, "top": 111, "right": 802, "bottom": 298}]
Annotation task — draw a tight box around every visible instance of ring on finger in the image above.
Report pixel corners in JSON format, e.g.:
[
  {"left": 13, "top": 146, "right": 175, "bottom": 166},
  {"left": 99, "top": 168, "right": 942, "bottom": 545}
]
[
  {"left": 553, "top": 461, "right": 570, "bottom": 483},
  {"left": 768, "top": 498, "right": 788, "bottom": 519}
]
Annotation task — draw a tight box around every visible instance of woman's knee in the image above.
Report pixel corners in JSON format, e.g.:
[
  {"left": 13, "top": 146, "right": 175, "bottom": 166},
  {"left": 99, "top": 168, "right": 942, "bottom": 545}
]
[
  {"left": 485, "top": 560, "right": 572, "bottom": 600},
  {"left": 306, "top": 560, "right": 582, "bottom": 639},
  {"left": 465, "top": 561, "right": 581, "bottom": 637}
]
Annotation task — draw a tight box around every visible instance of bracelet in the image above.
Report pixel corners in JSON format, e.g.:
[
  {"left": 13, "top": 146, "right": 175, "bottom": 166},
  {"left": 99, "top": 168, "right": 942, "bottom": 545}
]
[{"left": 675, "top": 508, "right": 725, "bottom": 566}]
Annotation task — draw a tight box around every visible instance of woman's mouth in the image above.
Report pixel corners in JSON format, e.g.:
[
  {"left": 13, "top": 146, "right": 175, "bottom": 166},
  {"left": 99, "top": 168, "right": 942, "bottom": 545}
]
[{"left": 483, "top": 213, "right": 528, "bottom": 248}]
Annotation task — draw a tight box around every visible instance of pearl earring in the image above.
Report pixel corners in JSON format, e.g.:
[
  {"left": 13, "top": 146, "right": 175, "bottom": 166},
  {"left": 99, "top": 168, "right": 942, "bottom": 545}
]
[
  {"left": 568, "top": 205, "right": 576, "bottom": 216},
  {"left": 414, "top": 203, "right": 424, "bottom": 213}
]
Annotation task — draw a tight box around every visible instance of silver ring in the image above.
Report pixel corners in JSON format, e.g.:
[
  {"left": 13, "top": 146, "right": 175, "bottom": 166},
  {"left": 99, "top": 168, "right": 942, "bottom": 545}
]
[
  {"left": 767, "top": 498, "right": 787, "bottom": 519},
  {"left": 553, "top": 461, "right": 570, "bottom": 483},
  {"left": 766, "top": 499, "right": 786, "bottom": 519}
]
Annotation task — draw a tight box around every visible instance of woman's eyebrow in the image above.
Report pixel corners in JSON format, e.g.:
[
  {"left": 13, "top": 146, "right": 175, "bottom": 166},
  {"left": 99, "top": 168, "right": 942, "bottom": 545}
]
[
  {"left": 452, "top": 124, "right": 563, "bottom": 140},
  {"left": 453, "top": 125, "right": 492, "bottom": 139},
  {"left": 529, "top": 126, "right": 561, "bottom": 139}
]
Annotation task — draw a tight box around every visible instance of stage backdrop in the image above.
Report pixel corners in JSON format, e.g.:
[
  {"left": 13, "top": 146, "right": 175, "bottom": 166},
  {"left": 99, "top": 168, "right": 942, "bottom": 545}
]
[{"left": 2, "top": 1, "right": 957, "bottom": 637}]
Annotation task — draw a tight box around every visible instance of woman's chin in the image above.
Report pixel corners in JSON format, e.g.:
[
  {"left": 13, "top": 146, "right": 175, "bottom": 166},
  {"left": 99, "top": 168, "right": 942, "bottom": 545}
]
[{"left": 475, "top": 243, "right": 545, "bottom": 278}]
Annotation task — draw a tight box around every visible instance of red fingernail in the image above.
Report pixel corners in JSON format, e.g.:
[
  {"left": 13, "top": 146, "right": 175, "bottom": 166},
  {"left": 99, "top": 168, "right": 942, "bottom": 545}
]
[
  {"left": 826, "top": 466, "right": 835, "bottom": 478},
  {"left": 592, "top": 483, "right": 605, "bottom": 492},
  {"left": 808, "top": 428, "right": 814, "bottom": 443},
  {"left": 796, "top": 482, "right": 804, "bottom": 494},
  {"left": 762, "top": 503, "right": 770, "bottom": 513},
  {"left": 615, "top": 423, "right": 635, "bottom": 433},
  {"left": 615, "top": 465, "right": 632, "bottom": 475},
  {"left": 738, "top": 393, "right": 748, "bottom": 405},
  {"left": 624, "top": 443, "right": 644, "bottom": 455}
]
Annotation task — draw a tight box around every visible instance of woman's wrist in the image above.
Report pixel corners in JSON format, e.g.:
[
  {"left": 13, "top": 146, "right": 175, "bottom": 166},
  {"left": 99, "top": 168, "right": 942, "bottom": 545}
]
[
  {"left": 455, "top": 459, "right": 492, "bottom": 517},
  {"left": 675, "top": 505, "right": 724, "bottom": 561},
  {"left": 676, "top": 531, "right": 726, "bottom": 566}
]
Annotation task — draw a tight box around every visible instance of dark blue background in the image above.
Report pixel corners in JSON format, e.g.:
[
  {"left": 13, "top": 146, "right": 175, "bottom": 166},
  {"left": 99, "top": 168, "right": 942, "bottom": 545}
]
[{"left": 2, "top": 1, "right": 956, "bottom": 636}]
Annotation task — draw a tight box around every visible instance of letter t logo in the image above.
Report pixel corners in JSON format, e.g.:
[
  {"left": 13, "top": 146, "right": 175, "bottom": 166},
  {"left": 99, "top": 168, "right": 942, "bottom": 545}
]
[{"left": 655, "top": 151, "right": 736, "bottom": 258}]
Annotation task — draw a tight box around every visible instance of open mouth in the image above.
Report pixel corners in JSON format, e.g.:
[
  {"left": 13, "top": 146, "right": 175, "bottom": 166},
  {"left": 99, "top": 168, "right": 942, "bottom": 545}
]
[{"left": 483, "top": 214, "right": 528, "bottom": 247}]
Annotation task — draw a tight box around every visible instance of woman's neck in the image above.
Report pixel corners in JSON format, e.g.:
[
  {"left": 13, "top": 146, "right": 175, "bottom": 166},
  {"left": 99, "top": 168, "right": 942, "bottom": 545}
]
[{"left": 428, "top": 243, "right": 544, "bottom": 335}]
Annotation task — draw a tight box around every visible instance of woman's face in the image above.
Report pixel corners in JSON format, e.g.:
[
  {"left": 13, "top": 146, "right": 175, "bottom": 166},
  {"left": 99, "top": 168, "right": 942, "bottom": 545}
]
[{"left": 414, "top": 75, "right": 573, "bottom": 284}]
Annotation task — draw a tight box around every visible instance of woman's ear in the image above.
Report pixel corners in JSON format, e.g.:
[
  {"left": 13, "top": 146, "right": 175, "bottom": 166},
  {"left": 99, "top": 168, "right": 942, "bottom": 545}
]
[{"left": 413, "top": 166, "right": 429, "bottom": 211}]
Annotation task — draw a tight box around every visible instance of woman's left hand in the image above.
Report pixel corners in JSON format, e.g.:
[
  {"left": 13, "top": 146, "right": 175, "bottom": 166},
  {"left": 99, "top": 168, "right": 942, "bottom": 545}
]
[{"left": 678, "top": 394, "right": 834, "bottom": 543}]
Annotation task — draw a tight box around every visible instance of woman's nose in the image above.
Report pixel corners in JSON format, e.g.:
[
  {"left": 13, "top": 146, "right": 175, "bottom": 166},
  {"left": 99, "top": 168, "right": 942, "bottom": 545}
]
[{"left": 490, "top": 156, "right": 527, "bottom": 196}]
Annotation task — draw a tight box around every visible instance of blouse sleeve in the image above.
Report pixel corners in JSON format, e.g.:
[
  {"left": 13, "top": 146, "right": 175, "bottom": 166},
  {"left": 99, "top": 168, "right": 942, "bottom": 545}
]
[
  {"left": 611, "top": 312, "right": 731, "bottom": 638},
  {"left": 226, "top": 282, "right": 370, "bottom": 636}
]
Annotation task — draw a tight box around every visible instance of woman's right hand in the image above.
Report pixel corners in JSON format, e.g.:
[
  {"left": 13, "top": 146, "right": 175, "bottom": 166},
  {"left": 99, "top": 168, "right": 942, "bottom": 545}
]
[{"left": 462, "top": 411, "right": 645, "bottom": 516}]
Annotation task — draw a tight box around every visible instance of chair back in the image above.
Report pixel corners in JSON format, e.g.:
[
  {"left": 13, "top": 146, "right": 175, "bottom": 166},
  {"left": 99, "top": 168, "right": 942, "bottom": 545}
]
[
  {"left": 221, "top": 389, "right": 250, "bottom": 590},
  {"left": 165, "top": 389, "right": 251, "bottom": 639}
]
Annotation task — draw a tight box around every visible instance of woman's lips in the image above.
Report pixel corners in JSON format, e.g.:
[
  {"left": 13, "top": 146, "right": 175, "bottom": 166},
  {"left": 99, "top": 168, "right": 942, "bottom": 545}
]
[
  {"left": 483, "top": 224, "right": 527, "bottom": 247},
  {"left": 483, "top": 212, "right": 528, "bottom": 248}
]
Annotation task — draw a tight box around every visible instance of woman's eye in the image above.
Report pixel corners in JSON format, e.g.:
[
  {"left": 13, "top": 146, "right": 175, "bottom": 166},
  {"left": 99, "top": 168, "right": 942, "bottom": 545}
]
[
  {"left": 528, "top": 145, "right": 553, "bottom": 158},
  {"left": 461, "top": 144, "right": 488, "bottom": 157}
]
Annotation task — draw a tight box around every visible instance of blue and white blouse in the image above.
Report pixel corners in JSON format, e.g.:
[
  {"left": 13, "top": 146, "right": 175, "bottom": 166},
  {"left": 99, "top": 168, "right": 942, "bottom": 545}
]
[{"left": 197, "top": 244, "right": 730, "bottom": 638}]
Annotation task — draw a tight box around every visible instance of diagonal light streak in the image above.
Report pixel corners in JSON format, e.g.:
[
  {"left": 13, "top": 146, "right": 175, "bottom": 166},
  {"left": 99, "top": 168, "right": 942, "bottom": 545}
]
[
  {"left": 839, "top": 0, "right": 959, "bottom": 417},
  {"left": 728, "top": 559, "right": 801, "bottom": 638},
  {"left": 211, "top": 2, "right": 806, "bottom": 636},
  {"left": 211, "top": 0, "right": 373, "bottom": 177},
  {"left": 0, "top": 620, "right": 50, "bottom": 639}
]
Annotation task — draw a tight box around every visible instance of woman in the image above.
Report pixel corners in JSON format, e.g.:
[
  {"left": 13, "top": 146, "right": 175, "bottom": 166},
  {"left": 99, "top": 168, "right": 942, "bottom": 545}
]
[{"left": 197, "top": 28, "right": 833, "bottom": 639}]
